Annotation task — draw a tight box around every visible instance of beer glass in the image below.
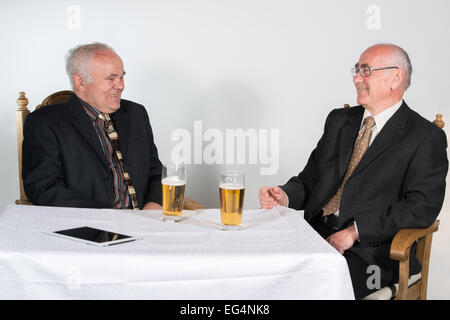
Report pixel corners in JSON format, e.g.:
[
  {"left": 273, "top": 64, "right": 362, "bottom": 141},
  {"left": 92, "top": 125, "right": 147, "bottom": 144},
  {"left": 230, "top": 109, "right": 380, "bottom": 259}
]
[
  {"left": 162, "top": 162, "right": 186, "bottom": 222},
  {"left": 219, "top": 171, "right": 245, "bottom": 230}
]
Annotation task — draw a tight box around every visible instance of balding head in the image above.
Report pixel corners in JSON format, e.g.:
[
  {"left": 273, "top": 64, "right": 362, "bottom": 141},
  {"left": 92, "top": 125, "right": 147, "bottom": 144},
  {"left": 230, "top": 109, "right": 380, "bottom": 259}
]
[
  {"left": 353, "top": 44, "right": 411, "bottom": 115},
  {"left": 362, "top": 44, "right": 412, "bottom": 90},
  {"left": 66, "top": 43, "right": 125, "bottom": 114},
  {"left": 65, "top": 42, "right": 120, "bottom": 89}
]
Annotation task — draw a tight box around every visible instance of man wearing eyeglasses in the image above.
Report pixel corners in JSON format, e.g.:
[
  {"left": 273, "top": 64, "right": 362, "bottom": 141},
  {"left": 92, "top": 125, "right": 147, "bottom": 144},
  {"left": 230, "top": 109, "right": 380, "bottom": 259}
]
[{"left": 259, "top": 43, "right": 448, "bottom": 299}]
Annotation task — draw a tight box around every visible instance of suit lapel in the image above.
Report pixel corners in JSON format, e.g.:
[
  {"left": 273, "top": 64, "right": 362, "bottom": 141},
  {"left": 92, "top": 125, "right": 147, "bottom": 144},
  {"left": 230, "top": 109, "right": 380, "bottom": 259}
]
[
  {"left": 337, "top": 108, "right": 364, "bottom": 179},
  {"left": 111, "top": 105, "right": 131, "bottom": 160},
  {"left": 68, "top": 94, "right": 107, "bottom": 167},
  {"left": 351, "top": 102, "right": 410, "bottom": 177}
]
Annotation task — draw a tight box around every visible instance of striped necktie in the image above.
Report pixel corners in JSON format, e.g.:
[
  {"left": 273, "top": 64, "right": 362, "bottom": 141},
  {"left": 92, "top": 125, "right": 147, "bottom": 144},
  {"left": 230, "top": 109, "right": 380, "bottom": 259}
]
[
  {"left": 323, "top": 116, "right": 375, "bottom": 216},
  {"left": 98, "top": 113, "right": 139, "bottom": 211}
]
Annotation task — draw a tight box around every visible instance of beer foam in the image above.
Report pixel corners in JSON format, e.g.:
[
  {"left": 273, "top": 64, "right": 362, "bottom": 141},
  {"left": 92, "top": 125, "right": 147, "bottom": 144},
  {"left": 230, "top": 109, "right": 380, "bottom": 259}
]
[
  {"left": 162, "top": 176, "right": 186, "bottom": 186},
  {"left": 219, "top": 183, "right": 245, "bottom": 190}
]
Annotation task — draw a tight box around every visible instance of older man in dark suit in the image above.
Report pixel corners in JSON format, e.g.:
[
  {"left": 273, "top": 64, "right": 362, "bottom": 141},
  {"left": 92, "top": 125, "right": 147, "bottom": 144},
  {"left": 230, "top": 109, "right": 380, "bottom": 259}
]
[
  {"left": 22, "top": 43, "right": 163, "bottom": 210},
  {"left": 259, "top": 44, "right": 448, "bottom": 299}
]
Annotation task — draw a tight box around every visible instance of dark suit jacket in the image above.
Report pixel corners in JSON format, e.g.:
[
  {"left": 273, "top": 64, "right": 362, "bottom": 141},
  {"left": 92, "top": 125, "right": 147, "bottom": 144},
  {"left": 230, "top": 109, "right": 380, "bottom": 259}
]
[
  {"left": 281, "top": 101, "right": 448, "bottom": 282},
  {"left": 22, "top": 94, "right": 163, "bottom": 209}
]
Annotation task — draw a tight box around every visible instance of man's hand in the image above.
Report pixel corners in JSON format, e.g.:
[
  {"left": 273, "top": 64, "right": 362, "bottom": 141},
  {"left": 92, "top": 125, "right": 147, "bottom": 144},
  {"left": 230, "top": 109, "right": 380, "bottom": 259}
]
[
  {"left": 259, "top": 186, "right": 288, "bottom": 209},
  {"left": 326, "top": 225, "right": 359, "bottom": 254},
  {"left": 142, "top": 202, "right": 162, "bottom": 210}
]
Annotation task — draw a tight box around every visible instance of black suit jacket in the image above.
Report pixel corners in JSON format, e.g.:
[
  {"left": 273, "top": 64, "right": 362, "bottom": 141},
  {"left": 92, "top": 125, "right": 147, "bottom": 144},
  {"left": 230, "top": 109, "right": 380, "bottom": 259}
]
[
  {"left": 281, "top": 101, "right": 448, "bottom": 282},
  {"left": 22, "top": 94, "right": 163, "bottom": 209}
]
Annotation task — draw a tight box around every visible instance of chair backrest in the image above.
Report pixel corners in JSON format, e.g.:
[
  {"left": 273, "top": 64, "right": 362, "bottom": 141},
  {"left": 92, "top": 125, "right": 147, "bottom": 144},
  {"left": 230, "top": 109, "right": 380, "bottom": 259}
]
[
  {"left": 35, "top": 90, "right": 72, "bottom": 109},
  {"left": 16, "top": 91, "right": 72, "bottom": 203}
]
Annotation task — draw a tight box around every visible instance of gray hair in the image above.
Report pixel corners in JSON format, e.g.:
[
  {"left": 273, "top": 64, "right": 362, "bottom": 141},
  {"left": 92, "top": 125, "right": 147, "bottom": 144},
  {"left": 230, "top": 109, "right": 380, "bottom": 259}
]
[
  {"left": 366, "top": 43, "right": 412, "bottom": 91},
  {"left": 373, "top": 43, "right": 412, "bottom": 91},
  {"left": 389, "top": 44, "right": 412, "bottom": 90},
  {"left": 65, "top": 42, "right": 116, "bottom": 88}
]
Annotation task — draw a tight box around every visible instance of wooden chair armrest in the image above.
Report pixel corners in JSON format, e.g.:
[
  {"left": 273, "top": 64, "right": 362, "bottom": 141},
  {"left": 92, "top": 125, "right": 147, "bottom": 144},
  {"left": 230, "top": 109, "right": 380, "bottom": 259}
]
[
  {"left": 183, "top": 197, "right": 204, "bottom": 210},
  {"left": 15, "top": 199, "right": 33, "bottom": 205},
  {"left": 390, "top": 220, "right": 439, "bottom": 261}
]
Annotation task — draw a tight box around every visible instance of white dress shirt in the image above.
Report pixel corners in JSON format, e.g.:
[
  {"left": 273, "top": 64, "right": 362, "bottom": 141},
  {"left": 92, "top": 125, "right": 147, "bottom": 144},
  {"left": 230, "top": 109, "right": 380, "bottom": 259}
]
[{"left": 360, "top": 99, "right": 403, "bottom": 147}]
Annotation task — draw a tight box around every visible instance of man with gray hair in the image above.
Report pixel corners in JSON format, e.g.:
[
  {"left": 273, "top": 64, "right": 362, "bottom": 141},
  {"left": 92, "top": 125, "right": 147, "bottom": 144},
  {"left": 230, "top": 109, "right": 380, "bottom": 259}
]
[
  {"left": 22, "top": 43, "right": 163, "bottom": 210},
  {"left": 259, "top": 43, "right": 448, "bottom": 299}
]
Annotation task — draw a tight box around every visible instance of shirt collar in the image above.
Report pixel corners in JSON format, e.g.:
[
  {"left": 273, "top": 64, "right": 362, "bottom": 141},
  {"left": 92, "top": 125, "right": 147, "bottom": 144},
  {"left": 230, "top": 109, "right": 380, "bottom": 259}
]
[
  {"left": 78, "top": 97, "right": 103, "bottom": 121},
  {"left": 362, "top": 99, "right": 403, "bottom": 132}
]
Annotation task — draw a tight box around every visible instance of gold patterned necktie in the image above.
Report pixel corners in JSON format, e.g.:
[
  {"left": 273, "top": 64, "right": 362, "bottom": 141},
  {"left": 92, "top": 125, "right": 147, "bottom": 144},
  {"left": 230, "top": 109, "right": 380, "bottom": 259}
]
[
  {"left": 323, "top": 116, "right": 375, "bottom": 216},
  {"left": 98, "top": 113, "right": 139, "bottom": 211}
]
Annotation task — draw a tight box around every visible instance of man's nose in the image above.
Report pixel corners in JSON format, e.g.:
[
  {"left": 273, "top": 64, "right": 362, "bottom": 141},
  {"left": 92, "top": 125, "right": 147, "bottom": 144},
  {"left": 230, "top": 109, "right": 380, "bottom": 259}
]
[
  {"left": 114, "top": 78, "right": 124, "bottom": 90},
  {"left": 353, "top": 72, "right": 363, "bottom": 84}
]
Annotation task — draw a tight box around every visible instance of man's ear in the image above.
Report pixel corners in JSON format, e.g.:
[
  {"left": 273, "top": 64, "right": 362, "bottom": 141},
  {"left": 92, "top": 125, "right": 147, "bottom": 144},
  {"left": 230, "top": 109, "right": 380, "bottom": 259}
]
[
  {"left": 73, "top": 74, "right": 86, "bottom": 93},
  {"left": 391, "top": 68, "right": 405, "bottom": 91}
]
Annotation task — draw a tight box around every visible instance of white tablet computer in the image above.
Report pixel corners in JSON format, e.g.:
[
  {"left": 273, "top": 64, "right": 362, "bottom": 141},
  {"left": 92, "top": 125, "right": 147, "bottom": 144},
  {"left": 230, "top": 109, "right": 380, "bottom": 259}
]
[{"left": 46, "top": 226, "right": 138, "bottom": 247}]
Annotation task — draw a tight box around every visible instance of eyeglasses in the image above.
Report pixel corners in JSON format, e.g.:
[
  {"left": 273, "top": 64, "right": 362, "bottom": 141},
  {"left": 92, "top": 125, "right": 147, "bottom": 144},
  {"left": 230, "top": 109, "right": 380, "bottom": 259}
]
[{"left": 351, "top": 64, "right": 399, "bottom": 78}]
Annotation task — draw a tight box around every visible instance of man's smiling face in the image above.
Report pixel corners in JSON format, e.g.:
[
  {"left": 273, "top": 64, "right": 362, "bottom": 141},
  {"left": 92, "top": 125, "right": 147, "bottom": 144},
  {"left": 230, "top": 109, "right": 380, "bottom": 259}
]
[
  {"left": 353, "top": 46, "right": 400, "bottom": 113},
  {"left": 82, "top": 49, "right": 125, "bottom": 114}
]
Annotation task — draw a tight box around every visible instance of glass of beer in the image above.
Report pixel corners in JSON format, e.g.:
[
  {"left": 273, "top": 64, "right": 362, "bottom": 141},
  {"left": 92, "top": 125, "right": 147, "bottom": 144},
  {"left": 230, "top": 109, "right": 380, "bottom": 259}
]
[
  {"left": 219, "top": 171, "right": 245, "bottom": 230},
  {"left": 162, "top": 162, "right": 186, "bottom": 222}
]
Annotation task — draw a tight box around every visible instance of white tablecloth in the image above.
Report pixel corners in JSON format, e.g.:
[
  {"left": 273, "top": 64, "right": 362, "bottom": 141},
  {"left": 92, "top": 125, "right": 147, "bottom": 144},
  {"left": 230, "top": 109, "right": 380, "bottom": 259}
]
[{"left": 0, "top": 204, "right": 354, "bottom": 299}]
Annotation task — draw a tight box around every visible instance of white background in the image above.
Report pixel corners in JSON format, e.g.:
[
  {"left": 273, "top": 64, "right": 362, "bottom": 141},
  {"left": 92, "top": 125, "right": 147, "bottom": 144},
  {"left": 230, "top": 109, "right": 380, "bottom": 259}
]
[{"left": 1, "top": 0, "right": 449, "bottom": 298}]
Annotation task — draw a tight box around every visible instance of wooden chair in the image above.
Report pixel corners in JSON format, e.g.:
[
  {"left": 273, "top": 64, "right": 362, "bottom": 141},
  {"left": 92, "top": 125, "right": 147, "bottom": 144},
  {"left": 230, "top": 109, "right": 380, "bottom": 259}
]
[
  {"left": 15, "top": 91, "right": 203, "bottom": 210},
  {"left": 343, "top": 104, "right": 445, "bottom": 300}
]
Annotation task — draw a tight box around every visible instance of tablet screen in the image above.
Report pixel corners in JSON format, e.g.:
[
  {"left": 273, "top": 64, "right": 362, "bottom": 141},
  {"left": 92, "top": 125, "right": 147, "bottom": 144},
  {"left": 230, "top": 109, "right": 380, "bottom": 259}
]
[{"left": 54, "top": 226, "right": 133, "bottom": 244}]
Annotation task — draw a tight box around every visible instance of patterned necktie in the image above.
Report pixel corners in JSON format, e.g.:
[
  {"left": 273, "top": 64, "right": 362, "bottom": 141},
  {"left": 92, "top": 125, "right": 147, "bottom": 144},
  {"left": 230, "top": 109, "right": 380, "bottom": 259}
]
[
  {"left": 323, "top": 116, "right": 375, "bottom": 216},
  {"left": 98, "top": 113, "right": 139, "bottom": 211}
]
